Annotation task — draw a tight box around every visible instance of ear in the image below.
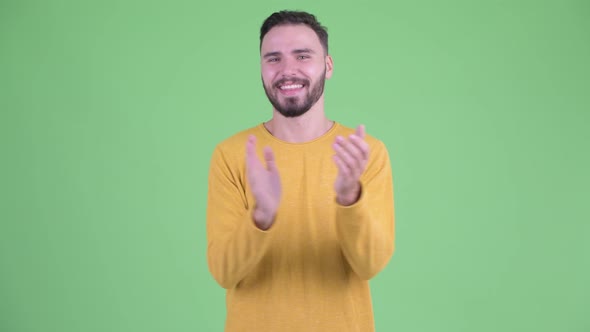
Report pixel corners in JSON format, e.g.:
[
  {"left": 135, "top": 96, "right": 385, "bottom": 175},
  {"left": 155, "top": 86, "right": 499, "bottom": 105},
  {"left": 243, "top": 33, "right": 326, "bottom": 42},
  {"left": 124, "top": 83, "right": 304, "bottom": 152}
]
[{"left": 325, "top": 54, "right": 334, "bottom": 79}]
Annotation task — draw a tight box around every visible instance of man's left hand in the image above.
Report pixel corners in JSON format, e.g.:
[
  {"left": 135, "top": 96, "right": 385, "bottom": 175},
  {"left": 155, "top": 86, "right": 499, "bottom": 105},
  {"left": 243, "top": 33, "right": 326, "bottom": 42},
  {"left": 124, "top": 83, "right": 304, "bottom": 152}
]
[{"left": 332, "top": 124, "right": 370, "bottom": 206}]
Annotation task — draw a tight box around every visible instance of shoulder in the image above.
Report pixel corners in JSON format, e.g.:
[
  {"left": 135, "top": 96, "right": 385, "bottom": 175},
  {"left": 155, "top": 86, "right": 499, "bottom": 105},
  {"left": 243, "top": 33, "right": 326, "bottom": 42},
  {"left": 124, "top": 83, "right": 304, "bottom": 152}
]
[
  {"left": 208, "top": 125, "right": 263, "bottom": 179},
  {"left": 211, "top": 124, "right": 263, "bottom": 158},
  {"left": 335, "top": 123, "right": 387, "bottom": 151},
  {"left": 335, "top": 123, "right": 392, "bottom": 176},
  {"left": 216, "top": 125, "right": 260, "bottom": 149}
]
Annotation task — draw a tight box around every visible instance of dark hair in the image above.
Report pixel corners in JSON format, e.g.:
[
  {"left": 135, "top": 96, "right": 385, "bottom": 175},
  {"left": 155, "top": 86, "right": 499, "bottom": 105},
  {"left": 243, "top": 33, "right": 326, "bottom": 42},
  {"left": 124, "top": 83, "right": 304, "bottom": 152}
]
[{"left": 260, "top": 10, "right": 329, "bottom": 54}]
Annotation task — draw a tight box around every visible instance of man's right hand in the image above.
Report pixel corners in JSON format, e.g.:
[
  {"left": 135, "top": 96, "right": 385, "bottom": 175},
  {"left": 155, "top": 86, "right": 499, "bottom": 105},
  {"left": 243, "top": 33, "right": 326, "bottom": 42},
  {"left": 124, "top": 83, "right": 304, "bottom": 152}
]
[{"left": 246, "top": 135, "right": 282, "bottom": 230}]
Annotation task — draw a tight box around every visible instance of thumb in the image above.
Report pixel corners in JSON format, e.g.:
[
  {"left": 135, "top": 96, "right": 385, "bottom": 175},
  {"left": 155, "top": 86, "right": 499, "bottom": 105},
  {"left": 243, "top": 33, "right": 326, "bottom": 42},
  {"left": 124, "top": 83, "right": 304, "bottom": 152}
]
[
  {"left": 356, "top": 124, "right": 366, "bottom": 139},
  {"left": 263, "top": 146, "right": 278, "bottom": 172}
]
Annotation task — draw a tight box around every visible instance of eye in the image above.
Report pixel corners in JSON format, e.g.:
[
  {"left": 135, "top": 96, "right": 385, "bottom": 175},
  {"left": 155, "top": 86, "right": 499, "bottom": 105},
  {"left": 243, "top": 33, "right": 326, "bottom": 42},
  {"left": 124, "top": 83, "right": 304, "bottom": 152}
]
[
  {"left": 297, "top": 55, "right": 310, "bottom": 60},
  {"left": 268, "top": 57, "right": 280, "bottom": 63}
]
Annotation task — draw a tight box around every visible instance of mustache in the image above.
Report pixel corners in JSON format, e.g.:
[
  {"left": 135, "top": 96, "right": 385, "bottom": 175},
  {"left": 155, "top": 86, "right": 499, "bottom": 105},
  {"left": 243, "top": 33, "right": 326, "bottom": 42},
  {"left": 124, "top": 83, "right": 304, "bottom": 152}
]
[{"left": 274, "top": 78, "right": 309, "bottom": 88}]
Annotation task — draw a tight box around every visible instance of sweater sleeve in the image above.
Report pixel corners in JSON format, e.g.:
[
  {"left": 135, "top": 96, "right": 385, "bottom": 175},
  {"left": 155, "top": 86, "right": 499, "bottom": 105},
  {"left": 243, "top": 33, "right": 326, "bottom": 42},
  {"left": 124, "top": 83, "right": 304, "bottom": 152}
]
[
  {"left": 335, "top": 140, "right": 395, "bottom": 280},
  {"left": 206, "top": 145, "right": 274, "bottom": 289}
]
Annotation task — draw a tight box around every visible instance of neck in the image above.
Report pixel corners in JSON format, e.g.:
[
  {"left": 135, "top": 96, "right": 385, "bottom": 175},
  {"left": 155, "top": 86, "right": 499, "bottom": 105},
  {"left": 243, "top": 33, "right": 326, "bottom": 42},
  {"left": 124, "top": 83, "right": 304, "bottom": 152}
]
[{"left": 264, "top": 97, "right": 334, "bottom": 143}]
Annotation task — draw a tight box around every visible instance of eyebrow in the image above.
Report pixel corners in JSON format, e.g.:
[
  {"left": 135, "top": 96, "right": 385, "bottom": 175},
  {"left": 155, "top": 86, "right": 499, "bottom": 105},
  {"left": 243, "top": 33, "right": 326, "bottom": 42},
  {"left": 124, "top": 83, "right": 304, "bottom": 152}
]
[
  {"left": 292, "top": 48, "right": 315, "bottom": 54},
  {"left": 263, "top": 48, "right": 316, "bottom": 58},
  {"left": 263, "top": 51, "right": 281, "bottom": 58}
]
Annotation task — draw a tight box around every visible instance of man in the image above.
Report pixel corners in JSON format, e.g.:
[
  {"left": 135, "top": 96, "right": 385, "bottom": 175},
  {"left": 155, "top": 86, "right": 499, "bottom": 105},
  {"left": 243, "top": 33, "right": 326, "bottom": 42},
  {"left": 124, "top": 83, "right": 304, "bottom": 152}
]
[{"left": 206, "top": 10, "right": 395, "bottom": 332}]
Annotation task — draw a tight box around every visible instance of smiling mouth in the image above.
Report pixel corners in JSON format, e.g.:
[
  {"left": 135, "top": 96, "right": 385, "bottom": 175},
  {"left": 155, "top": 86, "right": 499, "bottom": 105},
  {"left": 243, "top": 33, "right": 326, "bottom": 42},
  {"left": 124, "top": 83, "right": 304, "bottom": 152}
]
[
  {"left": 279, "top": 84, "right": 304, "bottom": 90},
  {"left": 276, "top": 81, "right": 306, "bottom": 96}
]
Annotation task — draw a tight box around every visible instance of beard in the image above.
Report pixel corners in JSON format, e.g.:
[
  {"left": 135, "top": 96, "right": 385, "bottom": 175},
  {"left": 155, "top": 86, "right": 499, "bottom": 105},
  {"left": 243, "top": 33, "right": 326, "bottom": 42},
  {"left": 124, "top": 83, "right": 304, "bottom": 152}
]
[{"left": 262, "top": 69, "right": 326, "bottom": 118}]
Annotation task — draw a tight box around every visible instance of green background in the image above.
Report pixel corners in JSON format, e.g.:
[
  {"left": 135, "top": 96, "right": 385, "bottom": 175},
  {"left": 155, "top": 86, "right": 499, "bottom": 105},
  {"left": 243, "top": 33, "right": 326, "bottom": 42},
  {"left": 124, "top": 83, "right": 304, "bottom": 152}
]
[{"left": 1, "top": 0, "right": 589, "bottom": 331}]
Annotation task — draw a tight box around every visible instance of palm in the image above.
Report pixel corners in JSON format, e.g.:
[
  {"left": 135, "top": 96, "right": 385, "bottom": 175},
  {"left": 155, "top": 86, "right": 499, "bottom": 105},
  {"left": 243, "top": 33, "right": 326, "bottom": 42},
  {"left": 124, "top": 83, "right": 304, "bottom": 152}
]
[
  {"left": 334, "top": 173, "right": 355, "bottom": 195},
  {"left": 246, "top": 136, "right": 282, "bottom": 221},
  {"left": 332, "top": 125, "right": 369, "bottom": 205}
]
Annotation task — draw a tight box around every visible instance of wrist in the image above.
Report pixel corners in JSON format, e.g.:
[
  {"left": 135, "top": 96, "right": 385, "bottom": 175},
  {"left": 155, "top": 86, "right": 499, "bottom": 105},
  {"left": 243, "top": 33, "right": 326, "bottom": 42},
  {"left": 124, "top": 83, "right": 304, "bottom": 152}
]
[
  {"left": 336, "top": 184, "right": 361, "bottom": 206},
  {"left": 252, "top": 207, "right": 276, "bottom": 230}
]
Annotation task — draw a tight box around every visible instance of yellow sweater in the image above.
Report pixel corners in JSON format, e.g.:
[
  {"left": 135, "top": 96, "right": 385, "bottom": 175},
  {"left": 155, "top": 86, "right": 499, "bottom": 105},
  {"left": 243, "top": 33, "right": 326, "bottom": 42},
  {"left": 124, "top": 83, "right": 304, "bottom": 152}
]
[{"left": 206, "top": 123, "right": 395, "bottom": 332}]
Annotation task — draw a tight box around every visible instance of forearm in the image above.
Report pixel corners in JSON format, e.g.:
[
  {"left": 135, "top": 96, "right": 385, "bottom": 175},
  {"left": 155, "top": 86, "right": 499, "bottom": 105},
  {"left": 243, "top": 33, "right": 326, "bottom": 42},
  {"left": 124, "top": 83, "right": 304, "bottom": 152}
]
[
  {"left": 206, "top": 145, "right": 275, "bottom": 289},
  {"left": 336, "top": 192, "right": 394, "bottom": 280},
  {"left": 207, "top": 209, "right": 273, "bottom": 289}
]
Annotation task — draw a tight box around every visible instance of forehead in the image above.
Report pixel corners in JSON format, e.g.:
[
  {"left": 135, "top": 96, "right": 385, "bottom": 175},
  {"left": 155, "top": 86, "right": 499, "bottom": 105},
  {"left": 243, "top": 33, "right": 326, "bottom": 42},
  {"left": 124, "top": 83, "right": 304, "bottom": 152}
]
[{"left": 261, "top": 24, "right": 323, "bottom": 54}]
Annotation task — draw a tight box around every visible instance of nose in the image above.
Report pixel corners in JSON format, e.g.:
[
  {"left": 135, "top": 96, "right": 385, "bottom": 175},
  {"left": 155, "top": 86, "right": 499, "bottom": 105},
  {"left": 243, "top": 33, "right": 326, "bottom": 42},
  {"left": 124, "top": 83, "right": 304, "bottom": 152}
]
[{"left": 279, "top": 57, "right": 299, "bottom": 77}]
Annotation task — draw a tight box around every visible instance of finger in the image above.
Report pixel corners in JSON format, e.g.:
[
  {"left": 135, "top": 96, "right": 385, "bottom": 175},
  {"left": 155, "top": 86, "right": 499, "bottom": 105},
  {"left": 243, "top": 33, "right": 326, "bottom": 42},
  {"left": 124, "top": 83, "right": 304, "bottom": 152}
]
[
  {"left": 333, "top": 155, "right": 352, "bottom": 177},
  {"left": 335, "top": 136, "right": 365, "bottom": 170},
  {"left": 246, "top": 135, "right": 256, "bottom": 153},
  {"left": 246, "top": 135, "right": 262, "bottom": 171},
  {"left": 333, "top": 139, "right": 362, "bottom": 176},
  {"left": 348, "top": 134, "right": 370, "bottom": 161},
  {"left": 356, "top": 124, "right": 366, "bottom": 139},
  {"left": 263, "top": 146, "right": 278, "bottom": 172}
]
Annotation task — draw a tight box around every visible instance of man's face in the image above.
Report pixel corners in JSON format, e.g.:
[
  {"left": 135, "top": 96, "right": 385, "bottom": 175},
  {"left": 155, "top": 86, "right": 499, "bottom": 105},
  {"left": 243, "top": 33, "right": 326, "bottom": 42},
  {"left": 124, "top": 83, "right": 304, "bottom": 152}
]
[{"left": 261, "top": 24, "right": 333, "bottom": 117}]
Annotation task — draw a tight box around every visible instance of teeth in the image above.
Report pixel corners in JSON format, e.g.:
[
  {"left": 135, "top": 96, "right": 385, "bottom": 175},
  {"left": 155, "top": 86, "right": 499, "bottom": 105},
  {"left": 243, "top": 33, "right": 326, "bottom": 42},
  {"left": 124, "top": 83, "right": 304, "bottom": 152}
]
[{"left": 280, "top": 84, "right": 303, "bottom": 90}]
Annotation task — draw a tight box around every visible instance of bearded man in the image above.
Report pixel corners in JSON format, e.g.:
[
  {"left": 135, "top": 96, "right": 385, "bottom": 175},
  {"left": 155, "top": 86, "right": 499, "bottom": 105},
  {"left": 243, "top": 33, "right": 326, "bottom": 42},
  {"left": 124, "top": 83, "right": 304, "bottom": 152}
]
[{"left": 206, "top": 10, "right": 395, "bottom": 332}]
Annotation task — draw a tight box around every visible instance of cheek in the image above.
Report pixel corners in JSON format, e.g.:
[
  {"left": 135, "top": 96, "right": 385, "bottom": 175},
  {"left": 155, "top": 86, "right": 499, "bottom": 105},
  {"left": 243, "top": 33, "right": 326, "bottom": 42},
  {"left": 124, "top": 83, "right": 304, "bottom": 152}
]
[
  {"left": 305, "top": 62, "right": 326, "bottom": 77},
  {"left": 261, "top": 67, "right": 276, "bottom": 85}
]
